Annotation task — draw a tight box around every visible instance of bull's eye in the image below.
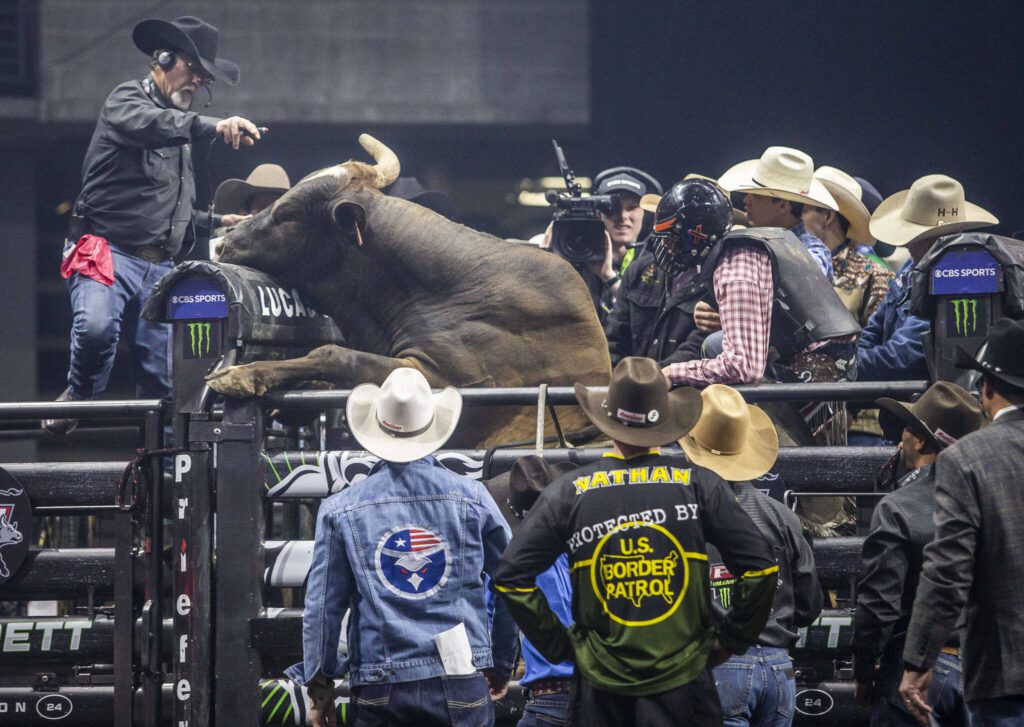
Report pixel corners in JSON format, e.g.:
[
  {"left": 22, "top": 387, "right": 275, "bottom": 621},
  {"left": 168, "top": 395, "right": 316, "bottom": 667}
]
[{"left": 271, "top": 206, "right": 303, "bottom": 225}]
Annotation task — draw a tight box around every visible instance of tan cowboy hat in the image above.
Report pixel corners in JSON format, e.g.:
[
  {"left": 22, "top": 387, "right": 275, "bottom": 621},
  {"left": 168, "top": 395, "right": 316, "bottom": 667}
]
[
  {"left": 641, "top": 174, "right": 748, "bottom": 227},
  {"left": 813, "top": 166, "right": 873, "bottom": 246},
  {"left": 346, "top": 368, "right": 462, "bottom": 463},
  {"left": 869, "top": 174, "right": 998, "bottom": 247},
  {"left": 876, "top": 380, "right": 986, "bottom": 451},
  {"left": 574, "top": 357, "right": 702, "bottom": 448},
  {"left": 213, "top": 164, "right": 292, "bottom": 215},
  {"left": 679, "top": 385, "right": 779, "bottom": 482},
  {"left": 718, "top": 146, "right": 838, "bottom": 211}
]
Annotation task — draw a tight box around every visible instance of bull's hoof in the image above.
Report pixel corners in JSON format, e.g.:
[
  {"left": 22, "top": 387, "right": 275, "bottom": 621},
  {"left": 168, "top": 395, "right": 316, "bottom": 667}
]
[{"left": 205, "top": 364, "right": 269, "bottom": 398}]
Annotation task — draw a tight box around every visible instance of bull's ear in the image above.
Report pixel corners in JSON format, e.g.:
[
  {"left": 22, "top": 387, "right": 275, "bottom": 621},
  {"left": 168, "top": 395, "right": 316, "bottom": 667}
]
[{"left": 330, "top": 200, "right": 367, "bottom": 246}]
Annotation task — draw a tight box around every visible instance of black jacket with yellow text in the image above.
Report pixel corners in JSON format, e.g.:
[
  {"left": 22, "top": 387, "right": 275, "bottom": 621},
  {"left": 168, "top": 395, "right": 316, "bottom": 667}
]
[{"left": 494, "top": 451, "right": 778, "bottom": 696}]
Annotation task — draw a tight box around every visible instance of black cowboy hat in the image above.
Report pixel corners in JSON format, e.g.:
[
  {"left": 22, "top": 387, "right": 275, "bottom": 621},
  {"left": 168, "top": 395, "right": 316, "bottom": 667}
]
[
  {"left": 483, "top": 456, "right": 576, "bottom": 533},
  {"left": 574, "top": 357, "right": 702, "bottom": 448},
  {"left": 385, "top": 177, "right": 455, "bottom": 218},
  {"left": 877, "top": 380, "right": 986, "bottom": 452},
  {"left": 133, "top": 16, "right": 240, "bottom": 86},
  {"left": 954, "top": 317, "right": 1024, "bottom": 393}
]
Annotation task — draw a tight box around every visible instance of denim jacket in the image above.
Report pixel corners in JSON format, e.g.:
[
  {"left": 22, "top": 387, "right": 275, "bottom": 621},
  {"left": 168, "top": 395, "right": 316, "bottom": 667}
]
[
  {"left": 856, "top": 259, "right": 929, "bottom": 381},
  {"left": 285, "top": 456, "right": 517, "bottom": 687}
]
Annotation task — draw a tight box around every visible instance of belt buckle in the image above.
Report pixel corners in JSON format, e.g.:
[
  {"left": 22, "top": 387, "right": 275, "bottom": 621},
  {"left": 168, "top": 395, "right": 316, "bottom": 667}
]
[{"left": 136, "top": 245, "right": 167, "bottom": 263}]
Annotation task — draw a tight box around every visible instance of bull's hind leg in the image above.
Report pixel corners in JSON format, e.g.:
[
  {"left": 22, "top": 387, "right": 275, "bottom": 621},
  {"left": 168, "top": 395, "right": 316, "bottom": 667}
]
[{"left": 205, "top": 344, "right": 435, "bottom": 398}]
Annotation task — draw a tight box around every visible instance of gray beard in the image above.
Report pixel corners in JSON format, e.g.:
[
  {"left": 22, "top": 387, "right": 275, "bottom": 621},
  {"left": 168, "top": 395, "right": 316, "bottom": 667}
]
[{"left": 170, "top": 90, "right": 193, "bottom": 110}]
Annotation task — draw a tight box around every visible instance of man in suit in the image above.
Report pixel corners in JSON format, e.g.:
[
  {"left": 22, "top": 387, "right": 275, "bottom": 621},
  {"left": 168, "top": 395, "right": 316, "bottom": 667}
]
[{"left": 900, "top": 318, "right": 1024, "bottom": 726}]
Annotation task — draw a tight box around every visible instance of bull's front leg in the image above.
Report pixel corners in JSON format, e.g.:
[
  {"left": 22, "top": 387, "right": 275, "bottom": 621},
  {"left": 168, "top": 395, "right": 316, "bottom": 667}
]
[{"left": 205, "top": 345, "right": 437, "bottom": 398}]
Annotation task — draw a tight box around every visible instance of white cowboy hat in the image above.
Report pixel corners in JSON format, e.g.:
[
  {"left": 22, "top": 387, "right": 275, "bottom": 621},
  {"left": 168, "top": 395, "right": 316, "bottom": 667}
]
[
  {"left": 679, "top": 384, "right": 778, "bottom": 482},
  {"left": 813, "top": 166, "right": 873, "bottom": 245},
  {"left": 718, "top": 146, "right": 838, "bottom": 211},
  {"left": 869, "top": 174, "right": 998, "bottom": 247},
  {"left": 346, "top": 368, "right": 462, "bottom": 463}
]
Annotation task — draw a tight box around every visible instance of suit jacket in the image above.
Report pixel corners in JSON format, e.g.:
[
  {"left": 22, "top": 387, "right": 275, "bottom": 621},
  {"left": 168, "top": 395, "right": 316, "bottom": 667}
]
[{"left": 903, "top": 407, "right": 1024, "bottom": 701}]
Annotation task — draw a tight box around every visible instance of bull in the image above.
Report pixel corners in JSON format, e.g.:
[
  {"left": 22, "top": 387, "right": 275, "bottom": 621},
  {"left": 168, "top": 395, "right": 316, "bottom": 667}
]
[{"left": 207, "top": 134, "right": 611, "bottom": 447}]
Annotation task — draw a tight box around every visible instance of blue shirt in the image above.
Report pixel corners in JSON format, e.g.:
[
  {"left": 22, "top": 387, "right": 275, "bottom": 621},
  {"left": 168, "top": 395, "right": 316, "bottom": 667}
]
[
  {"left": 856, "top": 258, "right": 930, "bottom": 380},
  {"left": 521, "top": 554, "right": 575, "bottom": 685},
  {"left": 285, "top": 456, "right": 518, "bottom": 687},
  {"left": 791, "top": 221, "right": 834, "bottom": 282}
]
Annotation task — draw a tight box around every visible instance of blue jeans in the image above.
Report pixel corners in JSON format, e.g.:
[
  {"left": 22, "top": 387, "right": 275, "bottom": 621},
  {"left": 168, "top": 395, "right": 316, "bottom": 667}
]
[
  {"left": 702, "top": 330, "right": 725, "bottom": 359},
  {"left": 350, "top": 673, "right": 494, "bottom": 727},
  {"left": 517, "top": 691, "right": 568, "bottom": 726},
  {"left": 713, "top": 646, "right": 795, "bottom": 727},
  {"left": 65, "top": 246, "right": 173, "bottom": 400},
  {"left": 967, "top": 695, "right": 1024, "bottom": 726},
  {"left": 872, "top": 653, "right": 970, "bottom": 727}
]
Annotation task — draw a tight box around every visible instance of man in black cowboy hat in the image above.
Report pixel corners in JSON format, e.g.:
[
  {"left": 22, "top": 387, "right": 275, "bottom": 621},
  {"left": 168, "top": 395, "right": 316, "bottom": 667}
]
[
  {"left": 853, "top": 381, "right": 986, "bottom": 727},
  {"left": 485, "top": 456, "right": 577, "bottom": 726},
  {"left": 495, "top": 357, "right": 778, "bottom": 726},
  {"left": 899, "top": 318, "right": 1024, "bottom": 725},
  {"left": 44, "top": 16, "right": 261, "bottom": 434}
]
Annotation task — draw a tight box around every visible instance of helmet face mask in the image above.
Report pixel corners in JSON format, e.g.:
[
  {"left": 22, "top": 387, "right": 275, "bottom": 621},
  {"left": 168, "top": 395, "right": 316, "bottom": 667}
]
[{"left": 649, "top": 179, "right": 733, "bottom": 277}]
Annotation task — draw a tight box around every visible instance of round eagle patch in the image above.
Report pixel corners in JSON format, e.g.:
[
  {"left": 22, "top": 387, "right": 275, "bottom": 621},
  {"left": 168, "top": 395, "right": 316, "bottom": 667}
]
[{"left": 375, "top": 525, "right": 451, "bottom": 599}]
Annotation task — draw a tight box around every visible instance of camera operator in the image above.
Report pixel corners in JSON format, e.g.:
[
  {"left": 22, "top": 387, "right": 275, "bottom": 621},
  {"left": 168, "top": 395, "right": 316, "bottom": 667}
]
[{"left": 544, "top": 165, "right": 661, "bottom": 325}]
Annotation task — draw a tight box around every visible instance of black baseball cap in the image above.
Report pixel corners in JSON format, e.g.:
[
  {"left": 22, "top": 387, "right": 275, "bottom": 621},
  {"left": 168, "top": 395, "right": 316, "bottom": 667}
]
[{"left": 593, "top": 167, "right": 663, "bottom": 198}]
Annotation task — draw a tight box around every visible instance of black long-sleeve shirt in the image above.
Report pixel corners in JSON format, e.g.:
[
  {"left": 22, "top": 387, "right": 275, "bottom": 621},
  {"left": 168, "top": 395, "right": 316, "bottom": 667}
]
[
  {"left": 708, "top": 481, "right": 822, "bottom": 648},
  {"left": 853, "top": 464, "right": 936, "bottom": 681},
  {"left": 77, "top": 76, "right": 221, "bottom": 256}
]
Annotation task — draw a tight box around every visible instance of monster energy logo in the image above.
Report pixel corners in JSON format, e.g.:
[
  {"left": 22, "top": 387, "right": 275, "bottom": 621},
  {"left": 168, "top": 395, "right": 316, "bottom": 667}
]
[
  {"left": 951, "top": 298, "right": 978, "bottom": 335},
  {"left": 187, "top": 322, "right": 212, "bottom": 357}
]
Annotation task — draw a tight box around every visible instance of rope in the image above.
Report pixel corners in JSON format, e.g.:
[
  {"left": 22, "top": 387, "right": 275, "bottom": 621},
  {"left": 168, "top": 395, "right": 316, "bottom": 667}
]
[
  {"left": 117, "top": 446, "right": 181, "bottom": 512},
  {"left": 535, "top": 384, "right": 547, "bottom": 457}
]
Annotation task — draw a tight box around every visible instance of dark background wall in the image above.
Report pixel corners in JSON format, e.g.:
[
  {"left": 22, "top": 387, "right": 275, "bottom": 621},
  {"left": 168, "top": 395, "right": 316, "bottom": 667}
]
[
  {"left": 590, "top": 1, "right": 1024, "bottom": 236},
  {"left": 2, "top": 0, "right": 1023, "bottom": 428}
]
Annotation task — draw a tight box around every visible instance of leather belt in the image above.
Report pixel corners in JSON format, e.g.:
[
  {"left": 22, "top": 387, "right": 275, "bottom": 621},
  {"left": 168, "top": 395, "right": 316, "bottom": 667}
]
[
  {"left": 525, "top": 678, "right": 572, "bottom": 698},
  {"left": 132, "top": 245, "right": 171, "bottom": 263},
  {"left": 940, "top": 646, "right": 959, "bottom": 657}
]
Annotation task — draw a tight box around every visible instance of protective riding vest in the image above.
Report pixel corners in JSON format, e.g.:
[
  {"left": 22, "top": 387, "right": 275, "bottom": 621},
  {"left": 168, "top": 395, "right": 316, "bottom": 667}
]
[{"left": 700, "top": 227, "right": 861, "bottom": 362}]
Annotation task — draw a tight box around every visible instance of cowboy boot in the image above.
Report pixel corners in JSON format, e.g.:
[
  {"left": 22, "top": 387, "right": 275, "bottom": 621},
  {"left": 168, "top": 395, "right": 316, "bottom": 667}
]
[{"left": 41, "top": 388, "right": 79, "bottom": 436}]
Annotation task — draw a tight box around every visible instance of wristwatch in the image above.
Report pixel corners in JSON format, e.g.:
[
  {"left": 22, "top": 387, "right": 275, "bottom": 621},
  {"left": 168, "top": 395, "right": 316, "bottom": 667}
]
[{"left": 603, "top": 274, "right": 621, "bottom": 287}]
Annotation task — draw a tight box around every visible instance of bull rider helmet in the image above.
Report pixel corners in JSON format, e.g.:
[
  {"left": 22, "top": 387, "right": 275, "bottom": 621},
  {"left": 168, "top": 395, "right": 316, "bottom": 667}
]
[{"left": 649, "top": 179, "right": 733, "bottom": 277}]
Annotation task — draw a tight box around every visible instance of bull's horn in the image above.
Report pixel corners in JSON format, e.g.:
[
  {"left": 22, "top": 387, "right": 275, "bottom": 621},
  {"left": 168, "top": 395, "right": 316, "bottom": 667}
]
[{"left": 358, "top": 134, "right": 401, "bottom": 188}]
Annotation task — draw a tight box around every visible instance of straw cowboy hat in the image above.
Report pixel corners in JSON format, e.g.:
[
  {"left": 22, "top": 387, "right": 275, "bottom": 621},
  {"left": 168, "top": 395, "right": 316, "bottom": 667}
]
[
  {"left": 718, "top": 146, "right": 838, "bottom": 211},
  {"left": 679, "top": 385, "right": 779, "bottom": 482},
  {"left": 955, "top": 317, "right": 1024, "bottom": 394},
  {"left": 813, "top": 166, "right": 873, "bottom": 245},
  {"left": 133, "top": 16, "right": 240, "bottom": 86},
  {"left": 484, "top": 456, "right": 576, "bottom": 533},
  {"left": 574, "top": 357, "right": 702, "bottom": 447},
  {"left": 876, "top": 380, "right": 986, "bottom": 451},
  {"left": 346, "top": 368, "right": 462, "bottom": 463},
  {"left": 213, "top": 164, "right": 292, "bottom": 214},
  {"left": 641, "top": 173, "right": 749, "bottom": 227},
  {"left": 869, "top": 174, "right": 998, "bottom": 247}
]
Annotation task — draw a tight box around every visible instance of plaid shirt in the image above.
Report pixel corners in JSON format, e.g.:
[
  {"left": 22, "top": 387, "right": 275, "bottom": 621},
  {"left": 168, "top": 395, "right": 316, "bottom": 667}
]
[{"left": 666, "top": 244, "right": 772, "bottom": 386}]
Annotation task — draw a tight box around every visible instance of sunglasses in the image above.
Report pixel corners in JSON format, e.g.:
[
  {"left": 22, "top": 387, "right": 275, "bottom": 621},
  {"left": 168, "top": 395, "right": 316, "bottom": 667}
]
[{"left": 182, "top": 56, "right": 215, "bottom": 84}]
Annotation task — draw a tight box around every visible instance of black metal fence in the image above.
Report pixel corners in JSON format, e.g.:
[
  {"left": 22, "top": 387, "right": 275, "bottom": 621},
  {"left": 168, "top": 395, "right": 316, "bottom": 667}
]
[{"left": 0, "top": 377, "right": 933, "bottom": 727}]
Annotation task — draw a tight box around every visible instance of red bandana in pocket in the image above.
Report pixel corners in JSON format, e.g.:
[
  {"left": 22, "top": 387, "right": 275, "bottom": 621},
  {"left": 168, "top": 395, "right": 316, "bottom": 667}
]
[{"left": 60, "top": 234, "right": 114, "bottom": 286}]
